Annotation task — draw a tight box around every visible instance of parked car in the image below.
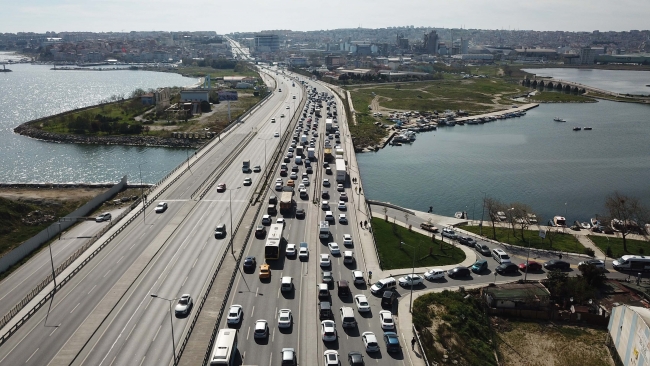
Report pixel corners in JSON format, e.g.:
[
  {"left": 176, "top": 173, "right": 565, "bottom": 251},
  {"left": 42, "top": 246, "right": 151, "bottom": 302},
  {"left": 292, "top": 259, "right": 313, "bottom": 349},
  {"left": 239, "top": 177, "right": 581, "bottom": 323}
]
[
  {"left": 544, "top": 260, "right": 571, "bottom": 271},
  {"left": 398, "top": 274, "right": 424, "bottom": 287},
  {"left": 470, "top": 259, "right": 488, "bottom": 273},
  {"left": 518, "top": 260, "right": 542, "bottom": 272},
  {"left": 496, "top": 263, "right": 520, "bottom": 275},
  {"left": 95, "top": 212, "right": 112, "bottom": 222},
  {"left": 447, "top": 266, "right": 471, "bottom": 278},
  {"left": 424, "top": 268, "right": 445, "bottom": 281},
  {"left": 442, "top": 227, "right": 458, "bottom": 239}
]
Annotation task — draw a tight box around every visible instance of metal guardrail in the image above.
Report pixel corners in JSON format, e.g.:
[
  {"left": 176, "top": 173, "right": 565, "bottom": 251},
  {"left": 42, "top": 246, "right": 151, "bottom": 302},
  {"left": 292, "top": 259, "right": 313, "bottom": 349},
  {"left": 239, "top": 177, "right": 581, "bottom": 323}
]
[{"left": 413, "top": 324, "right": 436, "bottom": 366}]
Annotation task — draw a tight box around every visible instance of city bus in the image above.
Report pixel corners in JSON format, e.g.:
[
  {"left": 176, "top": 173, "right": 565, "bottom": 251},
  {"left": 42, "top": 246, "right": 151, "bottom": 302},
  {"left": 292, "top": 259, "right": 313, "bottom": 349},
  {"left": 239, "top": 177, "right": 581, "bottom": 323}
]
[
  {"left": 210, "top": 328, "right": 238, "bottom": 365},
  {"left": 265, "top": 223, "right": 284, "bottom": 260}
]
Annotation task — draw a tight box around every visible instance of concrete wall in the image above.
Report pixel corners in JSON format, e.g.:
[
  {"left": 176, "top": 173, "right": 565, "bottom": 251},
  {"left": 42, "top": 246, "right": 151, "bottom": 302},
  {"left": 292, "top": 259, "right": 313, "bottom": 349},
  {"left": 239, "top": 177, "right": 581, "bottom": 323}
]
[{"left": 0, "top": 176, "right": 128, "bottom": 274}]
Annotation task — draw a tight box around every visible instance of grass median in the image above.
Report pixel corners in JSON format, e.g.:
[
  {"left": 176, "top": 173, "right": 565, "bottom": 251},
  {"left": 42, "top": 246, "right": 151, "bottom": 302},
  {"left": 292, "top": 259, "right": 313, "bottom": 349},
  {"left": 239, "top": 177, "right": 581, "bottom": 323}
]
[
  {"left": 462, "top": 225, "right": 585, "bottom": 254},
  {"left": 371, "top": 217, "right": 465, "bottom": 270},
  {"left": 589, "top": 235, "right": 650, "bottom": 258}
]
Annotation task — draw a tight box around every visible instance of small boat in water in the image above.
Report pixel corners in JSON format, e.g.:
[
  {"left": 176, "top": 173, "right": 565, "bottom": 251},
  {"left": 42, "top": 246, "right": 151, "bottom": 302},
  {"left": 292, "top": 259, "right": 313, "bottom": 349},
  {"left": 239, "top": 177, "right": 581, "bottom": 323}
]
[
  {"left": 553, "top": 117, "right": 566, "bottom": 122},
  {"left": 553, "top": 216, "right": 567, "bottom": 227},
  {"left": 580, "top": 222, "right": 592, "bottom": 230},
  {"left": 573, "top": 127, "right": 582, "bottom": 131},
  {"left": 590, "top": 218, "right": 601, "bottom": 227},
  {"left": 455, "top": 211, "right": 467, "bottom": 220},
  {"left": 583, "top": 127, "right": 592, "bottom": 130}
]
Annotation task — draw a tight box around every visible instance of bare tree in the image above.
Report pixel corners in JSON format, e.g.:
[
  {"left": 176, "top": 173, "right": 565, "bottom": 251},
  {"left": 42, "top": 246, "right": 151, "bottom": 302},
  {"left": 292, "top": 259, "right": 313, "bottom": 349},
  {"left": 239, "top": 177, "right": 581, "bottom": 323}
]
[
  {"left": 483, "top": 197, "right": 503, "bottom": 240},
  {"left": 404, "top": 212, "right": 410, "bottom": 231},
  {"left": 606, "top": 192, "right": 648, "bottom": 253},
  {"left": 512, "top": 203, "right": 534, "bottom": 240},
  {"left": 383, "top": 206, "right": 388, "bottom": 222}
]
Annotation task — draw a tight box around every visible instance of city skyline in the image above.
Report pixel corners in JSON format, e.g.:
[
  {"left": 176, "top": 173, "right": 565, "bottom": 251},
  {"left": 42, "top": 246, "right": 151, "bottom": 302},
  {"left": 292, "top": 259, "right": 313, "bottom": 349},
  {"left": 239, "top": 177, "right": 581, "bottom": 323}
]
[{"left": 1, "top": 0, "right": 649, "bottom": 34}]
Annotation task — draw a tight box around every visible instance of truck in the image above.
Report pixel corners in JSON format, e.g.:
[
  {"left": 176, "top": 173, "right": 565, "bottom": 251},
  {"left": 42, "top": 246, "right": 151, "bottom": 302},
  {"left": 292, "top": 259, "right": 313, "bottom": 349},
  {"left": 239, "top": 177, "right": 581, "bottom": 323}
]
[
  {"left": 300, "top": 135, "right": 308, "bottom": 145},
  {"left": 315, "top": 107, "right": 321, "bottom": 117},
  {"left": 307, "top": 148, "right": 315, "bottom": 160},
  {"left": 319, "top": 221, "right": 330, "bottom": 239},
  {"left": 296, "top": 146, "right": 304, "bottom": 157},
  {"left": 280, "top": 187, "right": 294, "bottom": 213},
  {"left": 242, "top": 160, "right": 250, "bottom": 173},
  {"left": 335, "top": 148, "right": 344, "bottom": 158},
  {"left": 323, "top": 148, "right": 333, "bottom": 162},
  {"left": 335, "top": 158, "right": 347, "bottom": 183},
  {"left": 325, "top": 118, "right": 333, "bottom": 132}
]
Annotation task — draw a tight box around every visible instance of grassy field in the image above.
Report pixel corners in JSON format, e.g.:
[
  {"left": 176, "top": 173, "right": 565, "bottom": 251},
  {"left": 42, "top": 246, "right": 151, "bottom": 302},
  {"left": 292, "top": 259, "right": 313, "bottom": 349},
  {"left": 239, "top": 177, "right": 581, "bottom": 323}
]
[
  {"left": 462, "top": 225, "right": 585, "bottom": 254},
  {"left": 413, "top": 290, "right": 497, "bottom": 366},
  {"left": 173, "top": 66, "right": 259, "bottom": 79},
  {"left": 589, "top": 235, "right": 650, "bottom": 258},
  {"left": 371, "top": 217, "right": 465, "bottom": 270},
  {"left": 496, "top": 320, "right": 613, "bottom": 366}
]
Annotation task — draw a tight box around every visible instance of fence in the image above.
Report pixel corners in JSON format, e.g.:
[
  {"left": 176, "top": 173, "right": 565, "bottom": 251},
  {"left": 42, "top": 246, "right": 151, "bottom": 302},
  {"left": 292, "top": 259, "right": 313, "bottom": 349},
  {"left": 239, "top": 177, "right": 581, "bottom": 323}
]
[
  {"left": 413, "top": 324, "right": 436, "bottom": 366},
  {"left": 366, "top": 200, "right": 415, "bottom": 215}
]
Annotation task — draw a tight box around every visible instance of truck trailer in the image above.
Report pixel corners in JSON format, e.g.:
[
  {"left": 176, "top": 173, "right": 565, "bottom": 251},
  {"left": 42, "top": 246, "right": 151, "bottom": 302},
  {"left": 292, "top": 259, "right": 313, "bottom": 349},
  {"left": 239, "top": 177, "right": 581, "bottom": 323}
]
[
  {"left": 325, "top": 119, "right": 333, "bottom": 132},
  {"left": 280, "top": 187, "right": 294, "bottom": 213},
  {"left": 319, "top": 221, "right": 330, "bottom": 239},
  {"left": 335, "top": 158, "right": 347, "bottom": 183},
  {"left": 324, "top": 148, "right": 333, "bottom": 162},
  {"left": 307, "top": 148, "right": 315, "bottom": 160}
]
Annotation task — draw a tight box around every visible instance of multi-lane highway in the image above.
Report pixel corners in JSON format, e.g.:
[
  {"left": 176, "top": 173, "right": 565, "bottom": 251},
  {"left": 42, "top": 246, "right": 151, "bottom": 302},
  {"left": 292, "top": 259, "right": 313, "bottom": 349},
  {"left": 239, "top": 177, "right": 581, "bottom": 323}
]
[{"left": 0, "top": 68, "right": 304, "bottom": 365}]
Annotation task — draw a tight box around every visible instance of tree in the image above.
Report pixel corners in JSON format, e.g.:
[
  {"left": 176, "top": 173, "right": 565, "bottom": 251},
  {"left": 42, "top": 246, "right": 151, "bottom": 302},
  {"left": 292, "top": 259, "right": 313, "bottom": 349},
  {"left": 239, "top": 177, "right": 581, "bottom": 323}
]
[
  {"left": 545, "top": 269, "right": 569, "bottom": 297},
  {"left": 383, "top": 206, "right": 388, "bottom": 222},
  {"left": 578, "top": 264, "right": 606, "bottom": 288},
  {"left": 512, "top": 203, "right": 535, "bottom": 240},
  {"left": 404, "top": 212, "right": 410, "bottom": 231},
  {"left": 483, "top": 197, "right": 503, "bottom": 240},
  {"left": 605, "top": 192, "right": 648, "bottom": 253}
]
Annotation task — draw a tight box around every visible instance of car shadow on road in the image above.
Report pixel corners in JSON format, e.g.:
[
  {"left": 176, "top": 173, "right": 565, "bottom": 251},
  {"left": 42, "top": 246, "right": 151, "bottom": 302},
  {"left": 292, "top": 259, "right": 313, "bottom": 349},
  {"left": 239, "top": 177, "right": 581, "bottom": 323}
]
[
  {"left": 282, "top": 290, "right": 295, "bottom": 300},
  {"left": 387, "top": 351, "right": 405, "bottom": 360},
  {"left": 254, "top": 336, "right": 269, "bottom": 345},
  {"left": 367, "top": 350, "right": 383, "bottom": 360},
  {"left": 359, "top": 311, "right": 373, "bottom": 319},
  {"left": 278, "top": 324, "right": 293, "bottom": 335},
  {"left": 325, "top": 338, "right": 340, "bottom": 350},
  {"left": 344, "top": 327, "right": 360, "bottom": 337}
]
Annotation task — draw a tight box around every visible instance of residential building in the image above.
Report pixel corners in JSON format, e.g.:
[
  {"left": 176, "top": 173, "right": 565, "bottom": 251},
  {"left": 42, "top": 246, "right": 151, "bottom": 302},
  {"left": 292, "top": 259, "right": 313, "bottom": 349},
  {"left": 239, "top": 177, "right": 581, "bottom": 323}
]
[
  {"left": 608, "top": 305, "right": 650, "bottom": 366},
  {"left": 254, "top": 34, "right": 280, "bottom": 53}
]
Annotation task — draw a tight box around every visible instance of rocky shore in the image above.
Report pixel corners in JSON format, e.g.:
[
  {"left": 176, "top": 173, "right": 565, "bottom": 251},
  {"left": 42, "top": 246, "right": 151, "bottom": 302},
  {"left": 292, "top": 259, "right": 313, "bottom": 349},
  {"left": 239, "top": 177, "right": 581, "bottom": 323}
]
[{"left": 13, "top": 124, "right": 205, "bottom": 148}]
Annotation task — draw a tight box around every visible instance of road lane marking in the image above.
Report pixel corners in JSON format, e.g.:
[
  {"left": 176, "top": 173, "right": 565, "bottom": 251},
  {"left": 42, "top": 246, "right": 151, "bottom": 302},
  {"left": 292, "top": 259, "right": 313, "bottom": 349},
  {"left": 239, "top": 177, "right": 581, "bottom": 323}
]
[
  {"left": 25, "top": 348, "right": 38, "bottom": 363},
  {"left": 49, "top": 325, "right": 60, "bottom": 337},
  {"left": 129, "top": 242, "right": 137, "bottom": 250},
  {"left": 255, "top": 287, "right": 259, "bottom": 297},
  {"left": 152, "top": 324, "right": 162, "bottom": 342},
  {"left": 246, "top": 326, "right": 250, "bottom": 340},
  {"left": 88, "top": 285, "right": 97, "bottom": 294},
  {"left": 104, "top": 269, "right": 111, "bottom": 277},
  {"left": 138, "top": 356, "right": 146, "bottom": 366},
  {"left": 70, "top": 303, "right": 80, "bottom": 313},
  {"left": 251, "top": 305, "right": 255, "bottom": 317},
  {"left": 192, "top": 258, "right": 198, "bottom": 268},
  {"left": 269, "top": 352, "right": 272, "bottom": 366},
  {"left": 182, "top": 276, "right": 188, "bottom": 287}
]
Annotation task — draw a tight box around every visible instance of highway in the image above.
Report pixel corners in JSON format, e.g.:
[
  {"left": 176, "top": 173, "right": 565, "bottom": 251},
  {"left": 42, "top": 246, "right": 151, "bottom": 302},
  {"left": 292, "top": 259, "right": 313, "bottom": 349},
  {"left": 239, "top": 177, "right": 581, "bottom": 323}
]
[
  {"left": 0, "top": 68, "right": 301, "bottom": 365},
  {"left": 0, "top": 207, "right": 125, "bottom": 317}
]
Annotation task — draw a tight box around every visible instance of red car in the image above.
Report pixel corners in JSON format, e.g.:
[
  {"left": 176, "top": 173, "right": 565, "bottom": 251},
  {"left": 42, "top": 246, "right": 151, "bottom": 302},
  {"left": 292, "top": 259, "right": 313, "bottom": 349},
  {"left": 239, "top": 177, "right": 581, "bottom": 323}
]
[
  {"left": 217, "top": 183, "right": 226, "bottom": 192},
  {"left": 518, "top": 261, "right": 542, "bottom": 272}
]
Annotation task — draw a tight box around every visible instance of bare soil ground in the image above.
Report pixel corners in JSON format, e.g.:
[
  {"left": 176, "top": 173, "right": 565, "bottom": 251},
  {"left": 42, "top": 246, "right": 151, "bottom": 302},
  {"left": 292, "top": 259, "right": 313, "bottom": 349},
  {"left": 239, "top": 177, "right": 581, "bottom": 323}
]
[
  {"left": 495, "top": 319, "right": 614, "bottom": 366},
  {"left": 0, "top": 188, "right": 107, "bottom": 202}
]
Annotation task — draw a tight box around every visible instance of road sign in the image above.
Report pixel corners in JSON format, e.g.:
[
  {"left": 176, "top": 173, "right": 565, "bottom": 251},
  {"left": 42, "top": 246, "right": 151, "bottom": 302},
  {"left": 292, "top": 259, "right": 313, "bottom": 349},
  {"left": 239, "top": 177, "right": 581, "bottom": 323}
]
[{"left": 539, "top": 229, "right": 546, "bottom": 239}]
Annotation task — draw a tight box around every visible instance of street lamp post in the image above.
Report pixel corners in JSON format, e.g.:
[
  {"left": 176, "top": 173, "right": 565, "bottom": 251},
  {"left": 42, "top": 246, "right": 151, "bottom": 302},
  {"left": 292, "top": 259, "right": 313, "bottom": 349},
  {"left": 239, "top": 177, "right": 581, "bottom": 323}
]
[
  {"left": 150, "top": 294, "right": 177, "bottom": 366},
  {"left": 139, "top": 162, "right": 149, "bottom": 224},
  {"left": 258, "top": 137, "right": 273, "bottom": 182},
  {"left": 479, "top": 191, "right": 487, "bottom": 236},
  {"left": 228, "top": 187, "right": 242, "bottom": 256},
  {"left": 401, "top": 241, "right": 417, "bottom": 313}
]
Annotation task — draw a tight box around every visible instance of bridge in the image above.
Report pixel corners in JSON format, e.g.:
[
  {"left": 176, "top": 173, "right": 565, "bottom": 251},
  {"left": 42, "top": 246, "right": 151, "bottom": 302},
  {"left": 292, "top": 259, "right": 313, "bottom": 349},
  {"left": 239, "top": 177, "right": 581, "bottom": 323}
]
[{"left": 522, "top": 77, "right": 650, "bottom": 101}]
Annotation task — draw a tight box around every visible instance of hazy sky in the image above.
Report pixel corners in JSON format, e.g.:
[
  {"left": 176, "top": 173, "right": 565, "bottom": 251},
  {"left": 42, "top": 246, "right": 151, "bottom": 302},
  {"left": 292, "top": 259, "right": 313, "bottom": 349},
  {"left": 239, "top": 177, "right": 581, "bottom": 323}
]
[{"left": 1, "top": 0, "right": 649, "bottom": 33}]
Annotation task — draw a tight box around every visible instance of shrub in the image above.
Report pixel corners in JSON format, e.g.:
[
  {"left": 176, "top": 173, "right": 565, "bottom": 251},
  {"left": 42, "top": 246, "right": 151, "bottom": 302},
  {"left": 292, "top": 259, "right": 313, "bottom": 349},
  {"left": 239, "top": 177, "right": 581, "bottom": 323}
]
[{"left": 583, "top": 247, "right": 595, "bottom": 257}]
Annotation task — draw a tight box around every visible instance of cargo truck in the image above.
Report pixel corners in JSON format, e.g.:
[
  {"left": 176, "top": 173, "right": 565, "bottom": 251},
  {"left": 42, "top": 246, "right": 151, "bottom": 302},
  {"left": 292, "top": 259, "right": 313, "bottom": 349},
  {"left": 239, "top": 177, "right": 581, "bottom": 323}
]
[
  {"left": 296, "top": 146, "right": 304, "bottom": 157},
  {"left": 242, "top": 160, "right": 250, "bottom": 173},
  {"left": 335, "top": 158, "right": 347, "bottom": 183},
  {"left": 315, "top": 107, "right": 321, "bottom": 117},
  {"left": 325, "top": 119, "right": 333, "bottom": 132},
  {"left": 319, "top": 221, "right": 330, "bottom": 239},
  {"left": 280, "top": 187, "right": 294, "bottom": 213},
  {"left": 324, "top": 148, "right": 333, "bottom": 162}
]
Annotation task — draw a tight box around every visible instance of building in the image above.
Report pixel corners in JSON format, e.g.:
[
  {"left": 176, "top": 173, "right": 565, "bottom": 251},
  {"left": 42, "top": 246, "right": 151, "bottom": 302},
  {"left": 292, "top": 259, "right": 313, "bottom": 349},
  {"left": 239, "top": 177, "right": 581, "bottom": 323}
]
[
  {"left": 141, "top": 88, "right": 170, "bottom": 111},
  {"left": 180, "top": 88, "right": 209, "bottom": 115},
  {"left": 254, "top": 34, "right": 279, "bottom": 53},
  {"left": 608, "top": 305, "right": 650, "bottom": 366},
  {"left": 423, "top": 30, "right": 439, "bottom": 55},
  {"left": 580, "top": 47, "right": 598, "bottom": 64},
  {"left": 325, "top": 54, "right": 343, "bottom": 68},
  {"left": 483, "top": 282, "right": 551, "bottom": 309}
]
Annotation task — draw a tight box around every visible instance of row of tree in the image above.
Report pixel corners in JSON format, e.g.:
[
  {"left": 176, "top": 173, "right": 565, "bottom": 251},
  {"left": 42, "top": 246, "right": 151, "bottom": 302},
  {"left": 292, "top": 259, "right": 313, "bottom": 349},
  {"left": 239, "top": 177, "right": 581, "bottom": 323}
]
[{"left": 482, "top": 192, "right": 648, "bottom": 252}]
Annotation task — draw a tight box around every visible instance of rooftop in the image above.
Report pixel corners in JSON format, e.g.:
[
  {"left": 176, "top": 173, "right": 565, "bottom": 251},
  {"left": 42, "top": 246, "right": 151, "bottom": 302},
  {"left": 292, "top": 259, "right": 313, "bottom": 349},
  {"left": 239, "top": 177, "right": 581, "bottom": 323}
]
[{"left": 484, "top": 282, "right": 550, "bottom": 300}]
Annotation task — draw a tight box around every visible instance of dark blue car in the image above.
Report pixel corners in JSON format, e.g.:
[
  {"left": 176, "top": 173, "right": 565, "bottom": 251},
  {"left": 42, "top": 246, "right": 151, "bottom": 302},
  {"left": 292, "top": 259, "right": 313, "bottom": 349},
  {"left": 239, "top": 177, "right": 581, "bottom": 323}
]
[{"left": 383, "top": 332, "right": 401, "bottom": 353}]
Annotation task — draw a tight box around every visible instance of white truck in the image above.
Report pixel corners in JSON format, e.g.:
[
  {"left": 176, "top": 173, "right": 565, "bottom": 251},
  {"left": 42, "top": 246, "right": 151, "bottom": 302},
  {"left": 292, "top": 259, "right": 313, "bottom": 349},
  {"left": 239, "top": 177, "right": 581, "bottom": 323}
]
[
  {"left": 335, "top": 158, "right": 347, "bottom": 183},
  {"left": 325, "top": 118, "right": 333, "bottom": 132},
  {"left": 307, "top": 148, "right": 315, "bottom": 160},
  {"left": 300, "top": 134, "right": 308, "bottom": 145},
  {"left": 319, "top": 221, "right": 330, "bottom": 239}
]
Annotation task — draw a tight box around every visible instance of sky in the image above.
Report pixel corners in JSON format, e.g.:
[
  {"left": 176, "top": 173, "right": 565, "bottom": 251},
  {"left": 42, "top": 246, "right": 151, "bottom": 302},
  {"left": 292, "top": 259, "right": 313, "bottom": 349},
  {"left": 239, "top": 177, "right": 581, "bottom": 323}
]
[{"left": 1, "top": 0, "right": 649, "bottom": 34}]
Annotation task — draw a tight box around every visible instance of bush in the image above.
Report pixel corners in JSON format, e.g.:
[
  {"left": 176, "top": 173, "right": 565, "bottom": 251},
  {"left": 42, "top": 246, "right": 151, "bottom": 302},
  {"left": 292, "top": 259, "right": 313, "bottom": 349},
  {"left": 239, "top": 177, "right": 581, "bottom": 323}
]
[{"left": 583, "top": 247, "right": 595, "bottom": 257}]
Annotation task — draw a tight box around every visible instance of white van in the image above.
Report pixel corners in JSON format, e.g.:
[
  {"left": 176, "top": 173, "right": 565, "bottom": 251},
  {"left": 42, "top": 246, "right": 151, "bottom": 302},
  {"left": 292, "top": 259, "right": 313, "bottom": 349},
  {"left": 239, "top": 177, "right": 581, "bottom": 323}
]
[
  {"left": 343, "top": 251, "right": 354, "bottom": 264},
  {"left": 491, "top": 248, "right": 511, "bottom": 264},
  {"left": 613, "top": 255, "right": 650, "bottom": 271},
  {"left": 295, "top": 156, "right": 302, "bottom": 165},
  {"left": 281, "top": 276, "right": 293, "bottom": 292},
  {"left": 318, "top": 283, "right": 329, "bottom": 299},
  {"left": 370, "top": 277, "right": 396, "bottom": 295},
  {"left": 340, "top": 306, "right": 356, "bottom": 328}
]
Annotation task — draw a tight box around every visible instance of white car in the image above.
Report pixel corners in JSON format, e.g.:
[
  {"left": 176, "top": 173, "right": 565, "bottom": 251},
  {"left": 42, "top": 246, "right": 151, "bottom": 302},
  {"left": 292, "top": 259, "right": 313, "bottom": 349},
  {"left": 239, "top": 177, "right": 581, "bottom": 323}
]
[
  {"left": 276, "top": 178, "right": 283, "bottom": 184},
  {"left": 355, "top": 294, "right": 371, "bottom": 312},
  {"left": 399, "top": 274, "right": 424, "bottom": 287},
  {"left": 95, "top": 212, "right": 111, "bottom": 222},
  {"left": 302, "top": 178, "right": 310, "bottom": 186},
  {"left": 286, "top": 243, "right": 296, "bottom": 256},
  {"left": 424, "top": 268, "right": 446, "bottom": 281},
  {"left": 276, "top": 217, "right": 285, "bottom": 226},
  {"left": 287, "top": 152, "right": 294, "bottom": 158},
  {"left": 337, "top": 184, "right": 344, "bottom": 192},
  {"left": 442, "top": 227, "right": 458, "bottom": 239},
  {"left": 321, "top": 201, "right": 330, "bottom": 210},
  {"left": 275, "top": 182, "right": 283, "bottom": 191},
  {"left": 323, "top": 178, "right": 330, "bottom": 187},
  {"left": 352, "top": 270, "right": 365, "bottom": 285},
  {"left": 174, "top": 294, "right": 193, "bottom": 316},
  {"left": 243, "top": 177, "right": 252, "bottom": 186},
  {"left": 254, "top": 319, "right": 269, "bottom": 339},
  {"left": 379, "top": 310, "right": 395, "bottom": 330},
  {"left": 321, "top": 320, "right": 337, "bottom": 342},
  {"left": 278, "top": 309, "right": 293, "bottom": 328},
  {"left": 325, "top": 211, "right": 334, "bottom": 222},
  {"left": 155, "top": 202, "right": 168, "bottom": 213},
  {"left": 323, "top": 350, "right": 340, "bottom": 366},
  {"left": 578, "top": 259, "right": 606, "bottom": 271},
  {"left": 274, "top": 132, "right": 280, "bottom": 137},
  {"left": 286, "top": 105, "right": 290, "bottom": 109},
  {"left": 343, "top": 234, "right": 353, "bottom": 247},
  {"left": 338, "top": 214, "right": 348, "bottom": 224},
  {"left": 299, "top": 242, "right": 309, "bottom": 259},
  {"left": 362, "top": 331, "right": 380, "bottom": 352},
  {"left": 227, "top": 304, "right": 243, "bottom": 324},
  {"left": 320, "top": 254, "right": 331, "bottom": 267},
  {"left": 337, "top": 201, "right": 346, "bottom": 210},
  {"left": 328, "top": 242, "right": 340, "bottom": 255}
]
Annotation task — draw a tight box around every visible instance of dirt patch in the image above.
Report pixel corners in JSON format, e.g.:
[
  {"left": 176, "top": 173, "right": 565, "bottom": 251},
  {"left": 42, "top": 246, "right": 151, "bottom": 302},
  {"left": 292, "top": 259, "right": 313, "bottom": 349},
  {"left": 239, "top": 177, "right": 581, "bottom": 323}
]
[
  {"left": 496, "top": 319, "right": 614, "bottom": 366},
  {"left": 0, "top": 188, "right": 108, "bottom": 202}
]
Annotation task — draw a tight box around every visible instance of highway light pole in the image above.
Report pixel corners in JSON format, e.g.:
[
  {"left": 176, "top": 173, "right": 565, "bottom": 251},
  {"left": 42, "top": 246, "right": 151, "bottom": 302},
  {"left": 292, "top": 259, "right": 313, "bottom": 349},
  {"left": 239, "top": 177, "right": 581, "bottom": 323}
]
[
  {"left": 150, "top": 294, "right": 177, "bottom": 366},
  {"left": 228, "top": 187, "right": 242, "bottom": 256},
  {"left": 139, "top": 162, "right": 149, "bottom": 224},
  {"left": 479, "top": 190, "right": 487, "bottom": 236},
  {"left": 258, "top": 137, "right": 273, "bottom": 182}
]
